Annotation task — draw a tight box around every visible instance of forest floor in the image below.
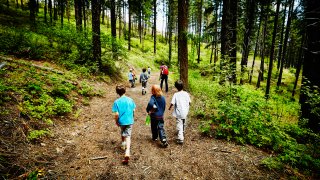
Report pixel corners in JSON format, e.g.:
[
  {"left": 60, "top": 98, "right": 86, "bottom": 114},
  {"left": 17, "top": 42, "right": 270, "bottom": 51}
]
[{"left": 23, "top": 70, "right": 284, "bottom": 179}]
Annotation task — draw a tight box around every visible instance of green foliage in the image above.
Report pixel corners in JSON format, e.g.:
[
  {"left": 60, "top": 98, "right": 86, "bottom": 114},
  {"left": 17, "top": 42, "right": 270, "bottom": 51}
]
[
  {"left": 54, "top": 98, "right": 72, "bottom": 115},
  {"left": 78, "top": 82, "right": 94, "bottom": 97},
  {"left": 191, "top": 69, "right": 319, "bottom": 173},
  {"left": 0, "top": 62, "right": 97, "bottom": 141},
  {"left": 27, "top": 129, "right": 51, "bottom": 141},
  {"left": 0, "top": 25, "right": 49, "bottom": 59}
]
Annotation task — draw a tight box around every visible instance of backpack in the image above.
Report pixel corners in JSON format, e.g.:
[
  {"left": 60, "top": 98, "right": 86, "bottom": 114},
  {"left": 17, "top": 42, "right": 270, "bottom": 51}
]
[
  {"left": 140, "top": 72, "right": 148, "bottom": 82},
  {"left": 162, "top": 65, "right": 169, "bottom": 75}
]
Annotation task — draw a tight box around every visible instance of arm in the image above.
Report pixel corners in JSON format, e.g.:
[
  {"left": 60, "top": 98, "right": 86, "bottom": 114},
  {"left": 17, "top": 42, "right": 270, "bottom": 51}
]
[
  {"left": 114, "top": 112, "right": 119, "bottom": 126},
  {"left": 168, "top": 104, "right": 173, "bottom": 110}
]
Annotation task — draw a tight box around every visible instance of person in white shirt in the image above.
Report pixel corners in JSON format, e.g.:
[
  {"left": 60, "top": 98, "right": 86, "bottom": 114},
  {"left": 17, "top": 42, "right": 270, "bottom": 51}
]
[{"left": 168, "top": 80, "right": 191, "bottom": 144}]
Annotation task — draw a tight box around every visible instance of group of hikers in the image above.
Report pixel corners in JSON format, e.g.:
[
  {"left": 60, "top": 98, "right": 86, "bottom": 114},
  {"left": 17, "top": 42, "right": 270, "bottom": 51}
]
[{"left": 112, "top": 63, "right": 191, "bottom": 165}]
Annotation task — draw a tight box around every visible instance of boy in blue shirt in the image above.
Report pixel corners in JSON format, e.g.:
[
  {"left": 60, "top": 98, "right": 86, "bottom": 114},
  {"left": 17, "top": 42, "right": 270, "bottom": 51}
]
[{"left": 112, "top": 85, "right": 136, "bottom": 165}]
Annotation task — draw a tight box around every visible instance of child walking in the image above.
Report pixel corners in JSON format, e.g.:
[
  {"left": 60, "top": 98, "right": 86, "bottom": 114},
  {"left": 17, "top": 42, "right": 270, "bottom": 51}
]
[
  {"left": 168, "top": 80, "right": 191, "bottom": 144},
  {"left": 128, "top": 69, "right": 136, "bottom": 88},
  {"left": 139, "top": 68, "right": 149, "bottom": 95},
  {"left": 146, "top": 85, "right": 168, "bottom": 147},
  {"left": 112, "top": 85, "right": 136, "bottom": 165}
]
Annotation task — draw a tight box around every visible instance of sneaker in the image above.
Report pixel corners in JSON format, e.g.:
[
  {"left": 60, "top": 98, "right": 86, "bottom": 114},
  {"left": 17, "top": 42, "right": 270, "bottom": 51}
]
[
  {"left": 176, "top": 139, "right": 184, "bottom": 145},
  {"left": 122, "top": 156, "right": 129, "bottom": 165},
  {"left": 152, "top": 138, "right": 158, "bottom": 141},
  {"left": 162, "top": 139, "right": 169, "bottom": 148}
]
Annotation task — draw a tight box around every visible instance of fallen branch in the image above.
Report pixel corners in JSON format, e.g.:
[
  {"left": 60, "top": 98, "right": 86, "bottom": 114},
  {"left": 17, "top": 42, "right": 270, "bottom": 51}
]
[
  {"left": 90, "top": 156, "right": 108, "bottom": 160},
  {"left": 220, "top": 150, "right": 232, "bottom": 153}
]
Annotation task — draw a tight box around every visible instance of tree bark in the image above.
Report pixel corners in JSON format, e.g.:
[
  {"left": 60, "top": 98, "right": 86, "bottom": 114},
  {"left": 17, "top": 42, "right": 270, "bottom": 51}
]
[
  {"left": 197, "top": 0, "right": 203, "bottom": 64},
  {"left": 111, "top": 0, "right": 118, "bottom": 60},
  {"left": 49, "top": 0, "right": 53, "bottom": 24},
  {"left": 75, "top": 0, "right": 82, "bottom": 31},
  {"left": 292, "top": 34, "right": 304, "bottom": 97},
  {"left": 60, "top": 0, "right": 64, "bottom": 28},
  {"left": 277, "top": 0, "right": 288, "bottom": 70},
  {"left": 153, "top": 0, "right": 157, "bottom": 54},
  {"left": 220, "top": 0, "right": 238, "bottom": 83},
  {"left": 128, "top": 0, "right": 131, "bottom": 51},
  {"left": 54, "top": 0, "right": 58, "bottom": 21},
  {"left": 240, "top": 0, "right": 256, "bottom": 84},
  {"left": 300, "top": 0, "right": 320, "bottom": 132},
  {"left": 178, "top": 0, "right": 189, "bottom": 89},
  {"left": 213, "top": 0, "right": 219, "bottom": 67},
  {"left": 277, "top": 0, "right": 294, "bottom": 86},
  {"left": 249, "top": 7, "right": 262, "bottom": 84},
  {"left": 29, "top": 0, "right": 37, "bottom": 26},
  {"left": 168, "top": 0, "right": 173, "bottom": 63},
  {"left": 66, "top": 0, "right": 70, "bottom": 22},
  {"left": 256, "top": 1, "right": 269, "bottom": 88},
  {"left": 118, "top": 0, "right": 122, "bottom": 39},
  {"left": 44, "top": 0, "right": 47, "bottom": 23},
  {"left": 92, "top": 0, "right": 102, "bottom": 71},
  {"left": 265, "top": 0, "right": 281, "bottom": 99},
  {"left": 21, "top": 0, "right": 24, "bottom": 9},
  {"left": 83, "top": 0, "right": 87, "bottom": 32}
]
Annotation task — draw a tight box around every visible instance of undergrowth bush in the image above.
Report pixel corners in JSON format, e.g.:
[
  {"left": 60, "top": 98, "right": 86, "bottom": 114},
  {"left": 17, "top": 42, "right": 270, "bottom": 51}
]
[
  {"left": 190, "top": 69, "right": 320, "bottom": 174},
  {"left": 0, "top": 62, "right": 97, "bottom": 141}
]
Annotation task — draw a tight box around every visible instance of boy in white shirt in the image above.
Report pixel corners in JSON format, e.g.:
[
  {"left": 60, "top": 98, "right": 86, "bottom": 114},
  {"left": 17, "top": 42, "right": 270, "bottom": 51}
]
[{"left": 168, "top": 80, "right": 191, "bottom": 144}]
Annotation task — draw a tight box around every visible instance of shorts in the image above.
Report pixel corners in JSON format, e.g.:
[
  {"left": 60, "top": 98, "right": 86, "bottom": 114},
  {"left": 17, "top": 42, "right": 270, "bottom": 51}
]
[{"left": 120, "top": 125, "right": 133, "bottom": 137}]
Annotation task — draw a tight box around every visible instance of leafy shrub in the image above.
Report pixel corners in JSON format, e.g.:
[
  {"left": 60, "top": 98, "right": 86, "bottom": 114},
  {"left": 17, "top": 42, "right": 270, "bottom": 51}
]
[
  {"left": 27, "top": 129, "right": 51, "bottom": 141},
  {"left": 191, "top": 70, "right": 319, "bottom": 173},
  {"left": 54, "top": 98, "right": 72, "bottom": 115},
  {"left": 78, "top": 82, "right": 94, "bottom": 97},
  {"left": 0, "top": 26, "right": 48, "bottom": 59}
]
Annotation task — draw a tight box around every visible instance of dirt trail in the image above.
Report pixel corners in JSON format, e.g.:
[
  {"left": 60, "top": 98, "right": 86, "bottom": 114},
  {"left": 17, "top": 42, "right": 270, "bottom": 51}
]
[{"left": 42, "top": 72, "right": 280, "bottom": 179}]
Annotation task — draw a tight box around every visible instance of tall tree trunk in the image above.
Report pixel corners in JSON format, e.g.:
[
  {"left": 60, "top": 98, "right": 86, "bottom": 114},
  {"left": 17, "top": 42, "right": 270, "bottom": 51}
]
[
  {"left": 168, "top": 0, "right": 173, "bottom": 63},
  {"left": 83, "top": 0, "right": 87, "bottom": 32},
  {"left": 49, "top": 0, "right": 53, "bottom": 24},
  {"left": 292, "top": 34, "right": 305, "bottom": 97},
  {"left": 54, "top": 0, "right": 58, "bottom": 21},
  {"left": 220, "top": 0, "right": 238, "bottom": 83},
  {"left": 107, "top": 9, "right": 110, "bottom": 28},
  {"left": 178, "top": 0, "right": 189, "bottom": 89},
  {"left": 29, "top": 0, "right": 36, "bottom": 26},
  {"left": 102, "top": 4, "right": 105, "bottom": 25},
  {"left": 66, "top": 0, "right": 70, "bottom": 22},
  {"left": 75, "top": 0, "right": 82, "bottom": 31},
  {"left": 128, "top": 0, "right": 131, "bottom": 50},
  {"left": 16, "top": 0, "right": 19, "bottom": 8},
  {"left": 44, "top": 0, "right": 47, "bottom": 23},
  {"left": 21, "top": 0, "right": 24, "bottom": 9},
  {"left": 92, "top": 0, "right": 102, "bottom": 71},
  {"left": 197, "top": 0, "right": 203, "bottom": 64},
  {"left": 118, "top": 0, "right": 122, "bottom": 39},
  {"left": 265, "top": 0, "right": 281, "bottom": 99},
  {"left": 123, "top": 2, "right": 126, "bottom": 35},
  {"left": 139, "top": 11, "right": 142, "bottom": 44},
  {"left": 36, "top": 0, "right": 39, "bottom": 13},
  {"left": 111, "top": 0, "right": 118, "bottom": 60},
  {"left": 300, "top": 0, "right": 320, "bottom": 132},
  {"left": 213, "top": 0, "right": 219, "bottom": 66},
  {"left": 153, "top": 0, "right": 157, "bottom": 54},
  {"left": 277, "top": 0, "right": 288, "bottom": 69},
  {"left": 277, "top": 0, "right": 294, "bottom": 86},
  {"left": 240, "top": 0, "right": 256, "bottom": 84},
  {"left": 249, "top": 5, "right": 263, "bottom": 84},
  {"left": 60, "top": 0, "right": 64, "bottom": 28},
  {"left": 256, "top": 1, "right": 269, "bottom": 88}
]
